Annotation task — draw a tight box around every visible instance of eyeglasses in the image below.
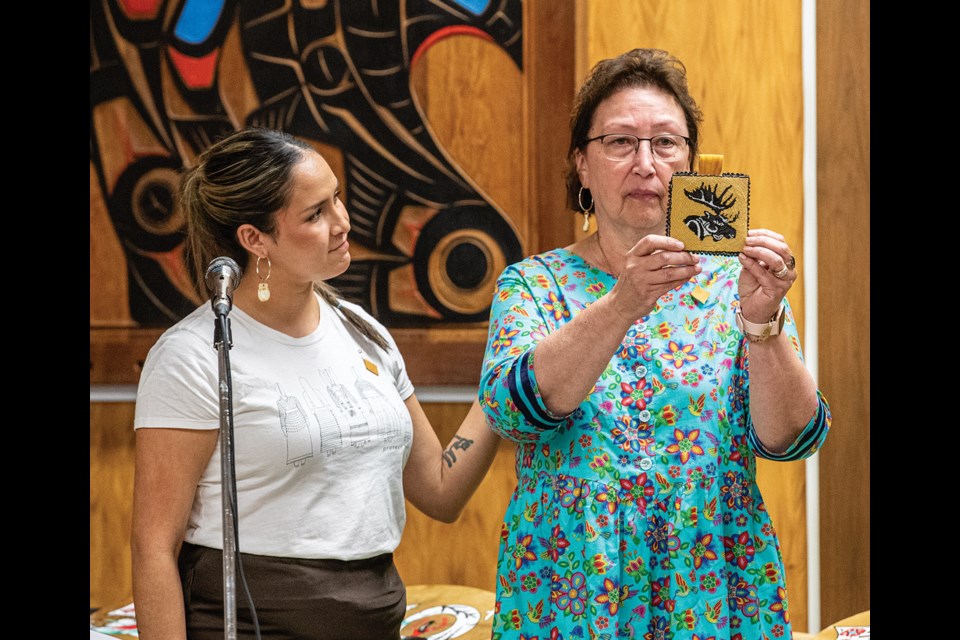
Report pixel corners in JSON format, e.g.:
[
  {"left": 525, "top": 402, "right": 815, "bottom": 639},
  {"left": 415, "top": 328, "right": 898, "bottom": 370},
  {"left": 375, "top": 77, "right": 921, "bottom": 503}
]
[{"left": 582, "top": 133, "right": 690, "bottom": 162}]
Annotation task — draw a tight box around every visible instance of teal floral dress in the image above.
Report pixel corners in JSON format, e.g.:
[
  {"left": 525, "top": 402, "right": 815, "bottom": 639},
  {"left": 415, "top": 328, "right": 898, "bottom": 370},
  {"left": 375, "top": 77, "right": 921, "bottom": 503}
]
[{"left": 478, "top": 249, "right": 830, "bottom": 640}]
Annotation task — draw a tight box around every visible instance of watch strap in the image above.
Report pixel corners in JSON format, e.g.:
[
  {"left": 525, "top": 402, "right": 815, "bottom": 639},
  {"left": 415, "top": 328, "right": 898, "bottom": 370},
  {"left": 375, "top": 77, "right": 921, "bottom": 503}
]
[{"left": 736, "top": 303, "right": 785, "bottom": 343}]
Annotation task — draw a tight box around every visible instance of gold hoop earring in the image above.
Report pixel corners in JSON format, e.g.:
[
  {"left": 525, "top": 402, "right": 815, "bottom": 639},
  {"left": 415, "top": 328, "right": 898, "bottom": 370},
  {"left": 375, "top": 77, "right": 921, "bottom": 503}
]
[
  {"left": 256, "top": 256, "right": 271, "bottom": 302},
  {"left": 578, "top": 186, "right": 594, "bottom": 232}
]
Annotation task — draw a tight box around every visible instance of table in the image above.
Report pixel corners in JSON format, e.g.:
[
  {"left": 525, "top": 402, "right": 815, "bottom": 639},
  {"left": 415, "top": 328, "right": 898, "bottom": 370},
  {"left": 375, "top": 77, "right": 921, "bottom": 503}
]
[
  {"left": 91, "top": 584, "right": 498, "bottom": 639},
  {"left": 813, "top": 610, "right": 870, "bottom": 640},
  {"left": 402, "top": 584, "right": 496, "bottom": 639}
]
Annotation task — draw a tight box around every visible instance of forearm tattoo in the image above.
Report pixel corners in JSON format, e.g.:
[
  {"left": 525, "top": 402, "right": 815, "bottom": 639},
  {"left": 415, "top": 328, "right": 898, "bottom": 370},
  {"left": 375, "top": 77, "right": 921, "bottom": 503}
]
[{"left": 441, "top": 434, "right": 474, "bottom": 468}]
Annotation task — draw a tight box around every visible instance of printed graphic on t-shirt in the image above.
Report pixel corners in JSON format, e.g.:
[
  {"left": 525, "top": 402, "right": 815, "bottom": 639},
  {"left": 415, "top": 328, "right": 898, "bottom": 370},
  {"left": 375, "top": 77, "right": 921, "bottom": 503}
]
[
  {"left": 274, "top": 364, "right": 410, "bottom": 466},
  {"left": 319, "top": 368, "right": 370, "bottom": 446},
  {"left": 301, "top": 376, "right": 344, "bottom": 456},
  {"left": 275, "top": 384, "right": 315, "bottom": 467},
  {"left": 352, "top": 366, "right": 407, "bottom": 449}
]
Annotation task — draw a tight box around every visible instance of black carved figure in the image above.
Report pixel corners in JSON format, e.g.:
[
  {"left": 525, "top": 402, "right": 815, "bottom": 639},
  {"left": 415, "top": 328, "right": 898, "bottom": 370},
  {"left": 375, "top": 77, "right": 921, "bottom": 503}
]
[{"left": 90, "top": 0, "right": 524, "bottom": 326}]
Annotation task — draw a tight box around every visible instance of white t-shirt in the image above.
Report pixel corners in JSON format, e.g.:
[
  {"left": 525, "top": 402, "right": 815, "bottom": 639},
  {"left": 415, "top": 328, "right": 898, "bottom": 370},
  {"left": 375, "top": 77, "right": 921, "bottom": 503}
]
[{"left": 134, "top": 293, "right": 415, "bottom": 560}]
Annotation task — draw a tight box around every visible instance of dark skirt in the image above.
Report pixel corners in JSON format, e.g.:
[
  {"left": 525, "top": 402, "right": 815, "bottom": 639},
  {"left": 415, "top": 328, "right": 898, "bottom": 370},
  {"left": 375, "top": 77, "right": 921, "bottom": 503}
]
[{"left": 178, "top": 542, "right": 407, "bottom": 640}]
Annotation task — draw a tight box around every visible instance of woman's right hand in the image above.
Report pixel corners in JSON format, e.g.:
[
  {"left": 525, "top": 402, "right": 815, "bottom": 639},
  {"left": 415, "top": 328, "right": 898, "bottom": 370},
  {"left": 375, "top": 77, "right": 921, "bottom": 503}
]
[{"left": 607, "top": 234, "right": 701, "bottom": 322}]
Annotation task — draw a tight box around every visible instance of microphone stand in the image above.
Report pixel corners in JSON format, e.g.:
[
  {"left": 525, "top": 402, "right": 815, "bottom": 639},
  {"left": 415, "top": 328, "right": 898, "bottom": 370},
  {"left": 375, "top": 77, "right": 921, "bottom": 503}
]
[{"left": 213, "top": 313, "right": 238, "bottom": 640}]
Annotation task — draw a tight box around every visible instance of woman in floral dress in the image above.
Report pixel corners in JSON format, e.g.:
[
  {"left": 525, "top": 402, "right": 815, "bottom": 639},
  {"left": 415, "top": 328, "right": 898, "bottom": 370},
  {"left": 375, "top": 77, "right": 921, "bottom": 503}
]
[{"left": 478, "top": 48, "right": 831, "bottom": 640}]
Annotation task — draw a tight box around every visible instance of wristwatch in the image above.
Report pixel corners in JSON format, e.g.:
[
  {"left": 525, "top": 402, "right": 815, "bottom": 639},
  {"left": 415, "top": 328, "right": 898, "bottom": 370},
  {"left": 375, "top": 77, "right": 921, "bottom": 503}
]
[{"left": 735, "top": 303, "right": 785, "bottom": 343}]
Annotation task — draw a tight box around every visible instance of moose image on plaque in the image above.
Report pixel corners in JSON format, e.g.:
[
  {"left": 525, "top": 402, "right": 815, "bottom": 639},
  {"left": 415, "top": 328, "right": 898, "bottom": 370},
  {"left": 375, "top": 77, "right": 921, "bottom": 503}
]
[{"left": 666, "top": 170, "right": 750, "bottom": 255}]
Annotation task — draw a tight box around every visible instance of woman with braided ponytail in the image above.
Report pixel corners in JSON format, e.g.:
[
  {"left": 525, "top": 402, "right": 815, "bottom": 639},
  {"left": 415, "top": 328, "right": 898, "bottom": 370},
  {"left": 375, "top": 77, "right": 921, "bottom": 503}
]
[{"left": 131, "top": 127, "right": 498, "bottom": 640}]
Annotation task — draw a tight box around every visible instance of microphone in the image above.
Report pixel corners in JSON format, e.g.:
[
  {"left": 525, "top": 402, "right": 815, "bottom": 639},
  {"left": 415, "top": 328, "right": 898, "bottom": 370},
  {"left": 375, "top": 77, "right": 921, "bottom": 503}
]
[{"left": 205, "top": 256, "right": 243, "bottom": 317}]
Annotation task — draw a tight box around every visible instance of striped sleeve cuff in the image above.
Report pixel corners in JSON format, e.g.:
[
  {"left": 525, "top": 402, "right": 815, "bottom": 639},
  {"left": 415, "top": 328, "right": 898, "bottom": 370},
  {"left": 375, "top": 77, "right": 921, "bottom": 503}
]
[
  {"left": 505, "top": 350, "right": 568, "bottom": 431},
  {"left": 748, "top": 391, "right": 832, "bottom": 461}
]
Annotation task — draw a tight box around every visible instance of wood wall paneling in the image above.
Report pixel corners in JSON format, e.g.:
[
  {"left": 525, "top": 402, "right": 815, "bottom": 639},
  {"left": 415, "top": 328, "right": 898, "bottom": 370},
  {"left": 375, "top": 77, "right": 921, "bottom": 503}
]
[
  {"left": 90, "top": 403, "right": 136, "bottom": 610},
  {"left": 526, "top": 1, "right": 578, "bottom": 253},
  {"left": 816, "top": 0, "right": 871, "bottom": 626}
]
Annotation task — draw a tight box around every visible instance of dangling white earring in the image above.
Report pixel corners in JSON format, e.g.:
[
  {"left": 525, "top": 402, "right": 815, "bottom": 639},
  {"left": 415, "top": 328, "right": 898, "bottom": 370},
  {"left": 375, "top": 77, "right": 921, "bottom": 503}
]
[
  {"left": 578, "top": 186, "right": 594, "bottom": 232},
  {"left": 256, "top": 256, "right": 271, "bottom": 302}
]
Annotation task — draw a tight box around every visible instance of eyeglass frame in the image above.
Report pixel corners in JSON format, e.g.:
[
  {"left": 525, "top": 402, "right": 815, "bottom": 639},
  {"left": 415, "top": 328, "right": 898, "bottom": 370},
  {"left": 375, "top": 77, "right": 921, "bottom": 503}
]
[{"left": 580, "top": 133, "right": 692, "bottom": 162}]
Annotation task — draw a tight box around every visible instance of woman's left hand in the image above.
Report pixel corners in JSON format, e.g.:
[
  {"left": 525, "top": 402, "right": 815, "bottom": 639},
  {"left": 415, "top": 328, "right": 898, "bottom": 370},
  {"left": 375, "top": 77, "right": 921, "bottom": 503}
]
[{"left": 737, "top": 228, "right": 797, "bottom": 322}]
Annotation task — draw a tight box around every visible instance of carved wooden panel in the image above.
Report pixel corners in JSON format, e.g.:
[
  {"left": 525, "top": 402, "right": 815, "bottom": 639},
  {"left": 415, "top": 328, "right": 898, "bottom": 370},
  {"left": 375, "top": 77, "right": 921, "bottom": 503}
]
[
  {"left": 90, "top": 0, "right": 574, "bottom": 386},
  {"left": 91, "top": 0, "right": 525, "bottom": 327}
]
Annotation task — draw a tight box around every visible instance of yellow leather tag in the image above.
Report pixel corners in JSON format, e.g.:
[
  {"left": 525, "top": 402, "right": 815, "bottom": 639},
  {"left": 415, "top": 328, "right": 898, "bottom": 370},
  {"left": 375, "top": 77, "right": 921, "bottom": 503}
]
[{"left": 691, "top": 285, "right": 709, "bottom": 305}]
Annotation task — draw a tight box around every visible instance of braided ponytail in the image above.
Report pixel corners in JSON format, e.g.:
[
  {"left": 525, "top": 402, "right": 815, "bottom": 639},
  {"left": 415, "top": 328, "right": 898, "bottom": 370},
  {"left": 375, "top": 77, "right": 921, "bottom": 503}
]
[{"left": 314, "top": 282, "right": 390, "bottom": 351}]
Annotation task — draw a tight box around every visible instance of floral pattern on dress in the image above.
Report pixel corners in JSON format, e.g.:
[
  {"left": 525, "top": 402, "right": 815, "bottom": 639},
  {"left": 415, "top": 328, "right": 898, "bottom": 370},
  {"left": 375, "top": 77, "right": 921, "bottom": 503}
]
[{"left": 479, "top": 249, "right": 830, "bottom": 640}]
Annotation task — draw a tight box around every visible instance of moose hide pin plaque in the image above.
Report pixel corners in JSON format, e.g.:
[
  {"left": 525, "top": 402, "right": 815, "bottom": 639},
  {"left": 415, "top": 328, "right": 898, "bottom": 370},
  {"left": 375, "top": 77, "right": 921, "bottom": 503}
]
[{"left": 666, "top": 171, "right": 750, "bottom": 255}]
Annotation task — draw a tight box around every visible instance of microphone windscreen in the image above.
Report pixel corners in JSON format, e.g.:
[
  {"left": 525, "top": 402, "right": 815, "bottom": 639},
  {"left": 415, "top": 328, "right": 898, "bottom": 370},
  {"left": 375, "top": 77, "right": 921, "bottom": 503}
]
[{"left": 205, "top": 256, "right": 242, "bottom": 291}]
